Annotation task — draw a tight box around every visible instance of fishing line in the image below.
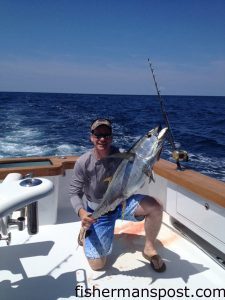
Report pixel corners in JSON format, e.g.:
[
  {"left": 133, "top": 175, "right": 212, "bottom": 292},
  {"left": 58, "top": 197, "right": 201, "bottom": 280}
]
[{"left": 148, "top": 59, "right": 188, "bottom": 169}]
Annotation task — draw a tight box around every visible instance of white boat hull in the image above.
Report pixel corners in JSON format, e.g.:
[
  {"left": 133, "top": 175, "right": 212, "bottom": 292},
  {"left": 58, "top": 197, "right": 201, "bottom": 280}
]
[{"left": 0, "top": 157, "right": 225, "bottom": 299}]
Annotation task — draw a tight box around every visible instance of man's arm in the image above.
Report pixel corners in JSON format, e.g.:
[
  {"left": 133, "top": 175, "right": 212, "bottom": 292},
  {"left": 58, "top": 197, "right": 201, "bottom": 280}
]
[
  {"left": 69, "top": 160, "right": 86, "bottom": 215},
  {"left": 69, "top": 160, "right": 95, "bottom": 228}
]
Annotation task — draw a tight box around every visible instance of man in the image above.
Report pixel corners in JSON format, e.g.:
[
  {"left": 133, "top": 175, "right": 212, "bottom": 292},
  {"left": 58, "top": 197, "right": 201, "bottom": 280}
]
[{"left": 69, "top": 118, "right": 166, "bottom": 272}]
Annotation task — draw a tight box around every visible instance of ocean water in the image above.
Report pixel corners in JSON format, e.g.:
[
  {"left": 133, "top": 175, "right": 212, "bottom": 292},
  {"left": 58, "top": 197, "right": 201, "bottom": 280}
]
[{"left": 0, "top": 92, "right": 225, "bottom": 182}]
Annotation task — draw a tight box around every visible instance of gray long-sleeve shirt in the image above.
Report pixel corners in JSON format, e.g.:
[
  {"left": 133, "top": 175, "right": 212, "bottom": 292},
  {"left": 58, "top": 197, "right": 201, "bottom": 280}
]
[{"left": 69, "top": 146, "right": 120, "bottom": 215}]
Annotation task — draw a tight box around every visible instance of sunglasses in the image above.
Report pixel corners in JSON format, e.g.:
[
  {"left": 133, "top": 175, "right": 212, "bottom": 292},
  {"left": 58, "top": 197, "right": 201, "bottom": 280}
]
[{"left": 92, "top": 133, "right": 112, "bottom": 139}]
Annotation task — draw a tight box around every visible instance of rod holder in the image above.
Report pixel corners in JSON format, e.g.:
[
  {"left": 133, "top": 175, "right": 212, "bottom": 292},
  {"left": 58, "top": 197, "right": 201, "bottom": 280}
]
[
  {"left": 0, "top": 232, "right": 11, "bottom": 245},
  {"left": 8, "top": 217, "right": 25, "bottom": 231}
]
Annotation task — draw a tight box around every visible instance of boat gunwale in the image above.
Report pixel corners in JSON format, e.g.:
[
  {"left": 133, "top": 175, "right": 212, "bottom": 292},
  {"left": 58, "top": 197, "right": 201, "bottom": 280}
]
[
  {"left": 0, "top": 156, "right": 77, "bottom": 178},
  {"left": 0, "top": 156, "right": 224, "bottom": 208}
]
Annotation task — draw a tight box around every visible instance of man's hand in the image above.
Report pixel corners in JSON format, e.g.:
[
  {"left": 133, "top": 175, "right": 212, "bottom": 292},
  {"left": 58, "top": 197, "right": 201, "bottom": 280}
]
[{"left": 78, "top": 208, "right": 96, "bottom": 229}]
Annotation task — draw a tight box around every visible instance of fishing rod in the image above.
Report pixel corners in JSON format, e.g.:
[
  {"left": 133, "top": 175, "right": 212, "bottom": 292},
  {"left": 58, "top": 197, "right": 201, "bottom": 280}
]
[{"left": 148, "top": 59, "right": 188, "bottom": 170}]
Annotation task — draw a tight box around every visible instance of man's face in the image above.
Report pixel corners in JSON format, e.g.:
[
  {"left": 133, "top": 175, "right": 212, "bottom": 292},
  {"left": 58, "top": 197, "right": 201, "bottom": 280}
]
[{"left": 90, "top": 125, "right": 112, "bottom": 152}]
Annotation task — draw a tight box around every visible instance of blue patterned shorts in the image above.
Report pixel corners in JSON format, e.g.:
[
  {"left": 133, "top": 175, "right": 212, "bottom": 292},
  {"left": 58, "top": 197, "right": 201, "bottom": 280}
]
[{"left": 84, "top": 194, "right": 145, "bottom": 259}]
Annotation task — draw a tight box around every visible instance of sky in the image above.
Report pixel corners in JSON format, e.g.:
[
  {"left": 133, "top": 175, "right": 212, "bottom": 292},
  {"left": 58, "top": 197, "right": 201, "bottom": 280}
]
[{"left": 0, "top": 0, "right": 224, "bottom": 96}]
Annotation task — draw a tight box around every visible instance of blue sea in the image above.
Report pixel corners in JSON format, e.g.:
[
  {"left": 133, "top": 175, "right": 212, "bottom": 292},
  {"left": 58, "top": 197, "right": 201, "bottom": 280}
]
[{"left": 0, "top": 92, "right": 225, "bottom": 182}]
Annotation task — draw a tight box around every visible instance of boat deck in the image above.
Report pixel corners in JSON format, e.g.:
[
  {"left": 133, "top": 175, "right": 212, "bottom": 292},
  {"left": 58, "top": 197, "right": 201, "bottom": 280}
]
[{"left": 0, "top": 213, "right": 224, "bottom": 300}]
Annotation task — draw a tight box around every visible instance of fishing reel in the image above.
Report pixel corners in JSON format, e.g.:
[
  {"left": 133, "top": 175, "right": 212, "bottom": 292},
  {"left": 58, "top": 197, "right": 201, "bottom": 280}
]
[
  {"left": 171, "top": 150, "right": 189, "bottom": 171},
  {"left": 172, "top": 150, "right": 189, "bottom": 162}
]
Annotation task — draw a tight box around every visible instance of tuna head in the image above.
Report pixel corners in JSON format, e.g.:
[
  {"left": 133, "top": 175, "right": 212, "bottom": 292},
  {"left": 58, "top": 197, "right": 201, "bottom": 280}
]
[
  {"left": 140, "top": 126, "right": 168, "bottom": 163},
  {"left": 133, "top": 126, "right": 167, "bottom": 178}
]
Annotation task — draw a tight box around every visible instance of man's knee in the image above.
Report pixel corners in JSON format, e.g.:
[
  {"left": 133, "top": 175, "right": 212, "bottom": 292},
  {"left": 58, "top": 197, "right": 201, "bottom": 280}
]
[{"left": 141, "top": 196, "right": 163, "bottom": 214}]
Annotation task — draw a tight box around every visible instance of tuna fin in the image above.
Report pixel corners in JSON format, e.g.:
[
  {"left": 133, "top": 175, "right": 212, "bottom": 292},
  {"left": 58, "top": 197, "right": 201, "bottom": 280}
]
[
  {"left": 143, "top": 165, "right": 155, "bottom": 183},
  {"left": 149, "top": 170, "right": 155, "bottom": 183}
]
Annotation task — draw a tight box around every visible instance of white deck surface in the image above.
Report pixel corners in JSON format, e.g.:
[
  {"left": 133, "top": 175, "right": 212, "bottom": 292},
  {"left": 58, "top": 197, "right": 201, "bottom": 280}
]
[{"left": 0, "top": 214, "right": 225, "bottom": 300}]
